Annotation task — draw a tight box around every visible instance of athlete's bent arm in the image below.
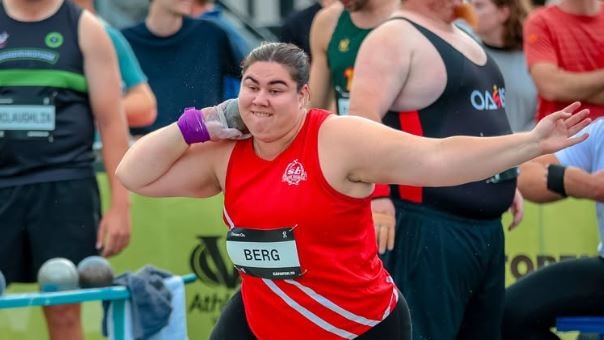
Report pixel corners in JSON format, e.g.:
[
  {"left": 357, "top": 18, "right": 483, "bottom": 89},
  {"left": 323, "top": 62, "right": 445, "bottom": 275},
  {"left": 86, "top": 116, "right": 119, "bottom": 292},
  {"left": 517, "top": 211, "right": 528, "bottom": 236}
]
[{"left": 116, "top": 123, "right": 227, "bottom": 199}]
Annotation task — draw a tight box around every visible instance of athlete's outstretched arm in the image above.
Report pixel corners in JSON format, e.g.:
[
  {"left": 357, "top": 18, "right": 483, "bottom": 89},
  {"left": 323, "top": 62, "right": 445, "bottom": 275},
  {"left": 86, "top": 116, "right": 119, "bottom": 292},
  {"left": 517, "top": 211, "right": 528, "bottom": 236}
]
[{"left": 322, "top": 103, "right": 591, "bottom": 189}]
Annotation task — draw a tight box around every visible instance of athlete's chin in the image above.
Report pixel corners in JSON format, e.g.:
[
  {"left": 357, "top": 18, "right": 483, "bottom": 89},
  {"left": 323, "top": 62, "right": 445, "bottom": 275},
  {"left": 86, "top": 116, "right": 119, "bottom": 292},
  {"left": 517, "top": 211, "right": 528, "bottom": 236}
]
[{"left": 340, "top": 0, "right": 365, "bottom": 12}]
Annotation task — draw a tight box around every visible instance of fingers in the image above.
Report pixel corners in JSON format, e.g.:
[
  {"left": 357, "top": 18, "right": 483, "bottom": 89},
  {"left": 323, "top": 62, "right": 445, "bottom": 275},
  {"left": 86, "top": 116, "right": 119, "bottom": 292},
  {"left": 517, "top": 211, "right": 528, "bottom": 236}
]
[
  {"left": 508, "top": 209, "right": 523, "bottom": 231},
  {"left": 223, "top": 128, "right": 244, "bottom": 139},
  {"left": 96, "top": 219, "right": 131, "bottom": 258},
  {"left": 101, "top": 231, "right": 130, "bottom": 257},
  {"left": 566, "top": 116, "right": 591, "bottom": 137},
  {"left": 561, "top": 101, "right": 582, "bottom": 114},
  {"left": 96, "top": 221, "right": 105, "bottom": 251},
  {"left": 547, "top": 102, "right": 582, "bottom": 123},
  {"left": 563, "top": 107, "right": 589, "bottom": 126},
  {"left": 386, "top": 223, "right": 395, "bottom": 252},
  {"left": 376, "top": 223, "right": 395, "bottom": 254},
  {"left": 377, "top": 224, "right": 388, "bottom": 254},
  {"left": 373, "top": 211, "right": 395, "bottom": 254},
  {"left": 566, "top": 132, "right": 590, "bottom": 148}
]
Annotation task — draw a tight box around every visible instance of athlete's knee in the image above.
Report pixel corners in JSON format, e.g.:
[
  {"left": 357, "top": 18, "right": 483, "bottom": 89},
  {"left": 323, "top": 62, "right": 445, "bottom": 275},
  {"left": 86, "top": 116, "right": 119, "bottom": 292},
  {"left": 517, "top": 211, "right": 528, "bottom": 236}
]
[{"left": 43, "top": 304, "right": 82, "bottom": 330}]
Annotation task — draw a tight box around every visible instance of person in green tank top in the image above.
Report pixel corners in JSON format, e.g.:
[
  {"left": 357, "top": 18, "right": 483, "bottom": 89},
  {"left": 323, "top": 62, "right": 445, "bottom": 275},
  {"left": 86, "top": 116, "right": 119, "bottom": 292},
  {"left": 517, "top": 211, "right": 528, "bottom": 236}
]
[{"left": 309, "top": 0, "right": 399, "bottom": 116}]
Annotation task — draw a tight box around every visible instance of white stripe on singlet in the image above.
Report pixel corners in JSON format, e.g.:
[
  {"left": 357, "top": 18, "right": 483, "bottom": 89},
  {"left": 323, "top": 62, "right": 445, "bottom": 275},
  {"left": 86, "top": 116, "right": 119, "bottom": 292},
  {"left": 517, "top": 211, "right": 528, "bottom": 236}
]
[
  {"left": 382, "top": 276, "right": 399, "bottom": 320},
  {"left": 284, "top": 279, "right": 380, "bottom": 327},
  {"left": 262, "top": 279, "right": 358, "bottom": 339},
  {"left": 223, "top": 207, "right": 235, "bottom": 230}
]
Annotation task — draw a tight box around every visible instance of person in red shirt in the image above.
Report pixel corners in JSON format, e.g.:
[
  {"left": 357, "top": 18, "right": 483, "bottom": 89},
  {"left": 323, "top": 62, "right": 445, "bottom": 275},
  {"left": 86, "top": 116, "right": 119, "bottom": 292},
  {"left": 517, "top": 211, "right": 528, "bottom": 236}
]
[
  {"left": 116, "top": 42, "right": 590, "bottom": 340},
  {"left": 524, "top": 0, "right": 604, "bottom": 121}
]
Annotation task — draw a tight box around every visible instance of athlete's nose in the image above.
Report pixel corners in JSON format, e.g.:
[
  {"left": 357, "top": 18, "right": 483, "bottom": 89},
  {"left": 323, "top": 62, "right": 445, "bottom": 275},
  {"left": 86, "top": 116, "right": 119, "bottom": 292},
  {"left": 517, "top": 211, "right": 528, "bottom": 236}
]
[{"left": 252, "top": 90, "right": 270, "bottom": 106}]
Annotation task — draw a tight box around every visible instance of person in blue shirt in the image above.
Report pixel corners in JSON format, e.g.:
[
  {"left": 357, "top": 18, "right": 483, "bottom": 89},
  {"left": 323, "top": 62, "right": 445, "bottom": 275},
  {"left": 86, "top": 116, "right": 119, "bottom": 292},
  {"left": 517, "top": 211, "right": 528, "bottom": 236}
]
[
  {"left": 280, "top": 0, "right": 335, "bottom": 61},
  {"left": 122, "top": 0, "right": 241, "bottom": 135},
  {"left": 74, "top": 0, "right": 157, "bottom": 128},
  {"left": 190, "top": 0, "right": 252, "bottom": 100}
]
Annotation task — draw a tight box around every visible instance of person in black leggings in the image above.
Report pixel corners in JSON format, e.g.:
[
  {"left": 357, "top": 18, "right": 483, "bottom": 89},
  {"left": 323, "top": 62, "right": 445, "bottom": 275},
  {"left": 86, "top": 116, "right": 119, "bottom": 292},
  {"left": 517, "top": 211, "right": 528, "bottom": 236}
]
[{"left": 503, "top": 258, "right": 604, "bottom": 340}]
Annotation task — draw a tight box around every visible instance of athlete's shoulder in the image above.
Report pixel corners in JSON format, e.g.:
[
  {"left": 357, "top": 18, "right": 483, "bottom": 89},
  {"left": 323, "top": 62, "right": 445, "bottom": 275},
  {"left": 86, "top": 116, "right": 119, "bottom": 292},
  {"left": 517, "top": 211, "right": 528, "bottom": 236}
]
[
  {"left": 310, "top": 2, "right": 344, "bottom": 51},
  {"left": 525, "top": 4, "right": 558, "bottom": 24},
  {"left": 373, "top": 11, "right": 420, "bottom": 33},
  {"left": 363, "top": 12, "right": 420, "bottom": 47},
  {"left": 78, "top": 10, "right": 108, "bottom": 42},
  {"left": 313, "top": 2, "right": 345, "bottom": 28}
]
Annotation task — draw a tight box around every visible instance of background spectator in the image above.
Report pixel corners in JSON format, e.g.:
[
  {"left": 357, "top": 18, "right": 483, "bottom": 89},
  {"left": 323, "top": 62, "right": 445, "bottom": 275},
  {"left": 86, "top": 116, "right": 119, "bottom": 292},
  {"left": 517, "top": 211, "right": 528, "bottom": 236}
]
[
  {"left": 280, "top": 0, "right": 336, "bottom": 60},
  {"left": 524, "top": 0, "right": 604, "bottom": 121},
  {"left": 191, "top": 0, "right": 253, "bottom": 99},
  {"left": 503, "top": 118, "right": 604, "bottom": 340},
  {"left": 0, "top": 1, "right": 131, "bottom": 339},
  {"left": 122, "top": 0, "right": 241, "bottom": 135},
  {"left": 73, "top": 0, "right": 157, "bottom": 128}
]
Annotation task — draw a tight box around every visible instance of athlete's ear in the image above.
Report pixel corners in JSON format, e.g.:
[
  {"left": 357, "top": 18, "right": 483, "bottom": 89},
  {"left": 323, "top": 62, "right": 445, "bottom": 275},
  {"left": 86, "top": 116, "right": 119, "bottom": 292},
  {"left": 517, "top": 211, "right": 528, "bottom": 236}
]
[{"left": 299, "top": 84, "right": 310, "bottom": 109}]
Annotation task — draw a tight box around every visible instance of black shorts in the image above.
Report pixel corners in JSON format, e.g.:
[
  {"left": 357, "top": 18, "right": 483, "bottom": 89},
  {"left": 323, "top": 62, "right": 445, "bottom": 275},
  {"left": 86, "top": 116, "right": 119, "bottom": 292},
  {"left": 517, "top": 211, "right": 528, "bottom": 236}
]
[
  {"left": 382, "top": 201, "right": 505, "bottom": 340},
  {"left": 0, "top": 178, "right": 101, "bottom": 284},
  {"left": 209, "top": 289, "right": 411, "bottom": 340}
]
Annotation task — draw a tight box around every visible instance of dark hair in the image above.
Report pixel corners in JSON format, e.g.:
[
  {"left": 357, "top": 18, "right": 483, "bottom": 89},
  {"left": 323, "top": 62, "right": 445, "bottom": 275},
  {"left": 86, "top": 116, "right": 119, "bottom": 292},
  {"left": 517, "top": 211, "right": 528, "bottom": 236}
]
[
  {"left": 241, "top": 42, "right": 309, "bottom": 90},
  {"left": 493, "top": 0, "right": 532, "bottom": 50}
]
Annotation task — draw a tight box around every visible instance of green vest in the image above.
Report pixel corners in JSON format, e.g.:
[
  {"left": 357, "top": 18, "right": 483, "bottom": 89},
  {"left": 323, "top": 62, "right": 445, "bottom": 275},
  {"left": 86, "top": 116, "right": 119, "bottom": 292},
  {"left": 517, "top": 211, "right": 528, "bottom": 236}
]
[{"left": 326, "top": 11, "right": 371, "bottom": 115}]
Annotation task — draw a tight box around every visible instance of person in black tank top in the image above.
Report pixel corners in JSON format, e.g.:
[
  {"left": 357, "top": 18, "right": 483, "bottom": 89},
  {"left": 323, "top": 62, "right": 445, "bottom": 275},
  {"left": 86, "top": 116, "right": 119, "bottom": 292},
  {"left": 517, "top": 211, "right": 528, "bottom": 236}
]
[
  {"left": 348, "top": 2, "right": 528, "bottom": 339},
  {"left": 0, "top": 1, "right": 131, "bottom": 339}
]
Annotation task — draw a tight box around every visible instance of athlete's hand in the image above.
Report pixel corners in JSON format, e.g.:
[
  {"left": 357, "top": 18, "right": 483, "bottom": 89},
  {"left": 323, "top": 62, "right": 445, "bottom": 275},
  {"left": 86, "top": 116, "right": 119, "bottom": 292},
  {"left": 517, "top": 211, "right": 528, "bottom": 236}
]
[
  {"left": 204, "top": 99, "right": 250, "bottom": 140},
  {"left": 508, "top": 189, "right": 524, "bottom": 231},
  {"left": 96, "top": 203, "right": 131, "bottom": 257},
  {"left": 533, "top": 102, "right": 591, "bottom": 155},
  {"left": 372, "top": 198, "right": 396, "bottom": 254}
]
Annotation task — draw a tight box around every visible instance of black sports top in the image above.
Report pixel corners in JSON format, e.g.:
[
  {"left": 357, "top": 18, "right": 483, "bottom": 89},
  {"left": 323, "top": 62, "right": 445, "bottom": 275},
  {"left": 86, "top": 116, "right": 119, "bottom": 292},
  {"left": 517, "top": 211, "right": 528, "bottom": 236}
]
[
  {"left": 384, "top": 17, "right": 515, "bottom": 219},
  {"left": 0, "top": 1, "right": 95, "bottom": 187}
]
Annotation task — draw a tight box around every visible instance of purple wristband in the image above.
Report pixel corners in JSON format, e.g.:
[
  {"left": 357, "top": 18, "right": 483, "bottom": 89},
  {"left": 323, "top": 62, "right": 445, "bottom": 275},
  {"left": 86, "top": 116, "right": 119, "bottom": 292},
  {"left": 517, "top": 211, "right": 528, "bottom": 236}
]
[{"left": 177, "top": 107, "right": 211, "bottom": 144}]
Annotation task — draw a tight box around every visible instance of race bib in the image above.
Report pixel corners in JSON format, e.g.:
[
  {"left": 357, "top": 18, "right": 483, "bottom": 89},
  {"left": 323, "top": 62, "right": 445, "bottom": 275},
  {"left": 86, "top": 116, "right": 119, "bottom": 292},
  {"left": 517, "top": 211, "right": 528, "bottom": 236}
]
[
  {"left": 0, "top": 96, "right": 56, "bottom": 140},
  {"left": 226, "top": 227, "right": 303, "bottom": 279},
  {"left": 334, "top": 86, "right": 350, "bottom": 116}
]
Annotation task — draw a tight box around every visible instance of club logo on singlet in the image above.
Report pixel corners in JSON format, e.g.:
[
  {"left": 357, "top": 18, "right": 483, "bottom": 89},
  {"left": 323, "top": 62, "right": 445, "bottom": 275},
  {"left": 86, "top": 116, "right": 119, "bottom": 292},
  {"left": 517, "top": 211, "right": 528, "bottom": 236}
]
[
  {"left": 282, "top": 159, "right": 307, "bottom": 186},
  {"left": 470, "top": 84, "right": 505, "bottom": 111},
  {"left": 338, "top": 38, "right": 350, "bottom": 52},
  {"left": 44, "top": 32, "right": 63, "bottom": 49}
]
